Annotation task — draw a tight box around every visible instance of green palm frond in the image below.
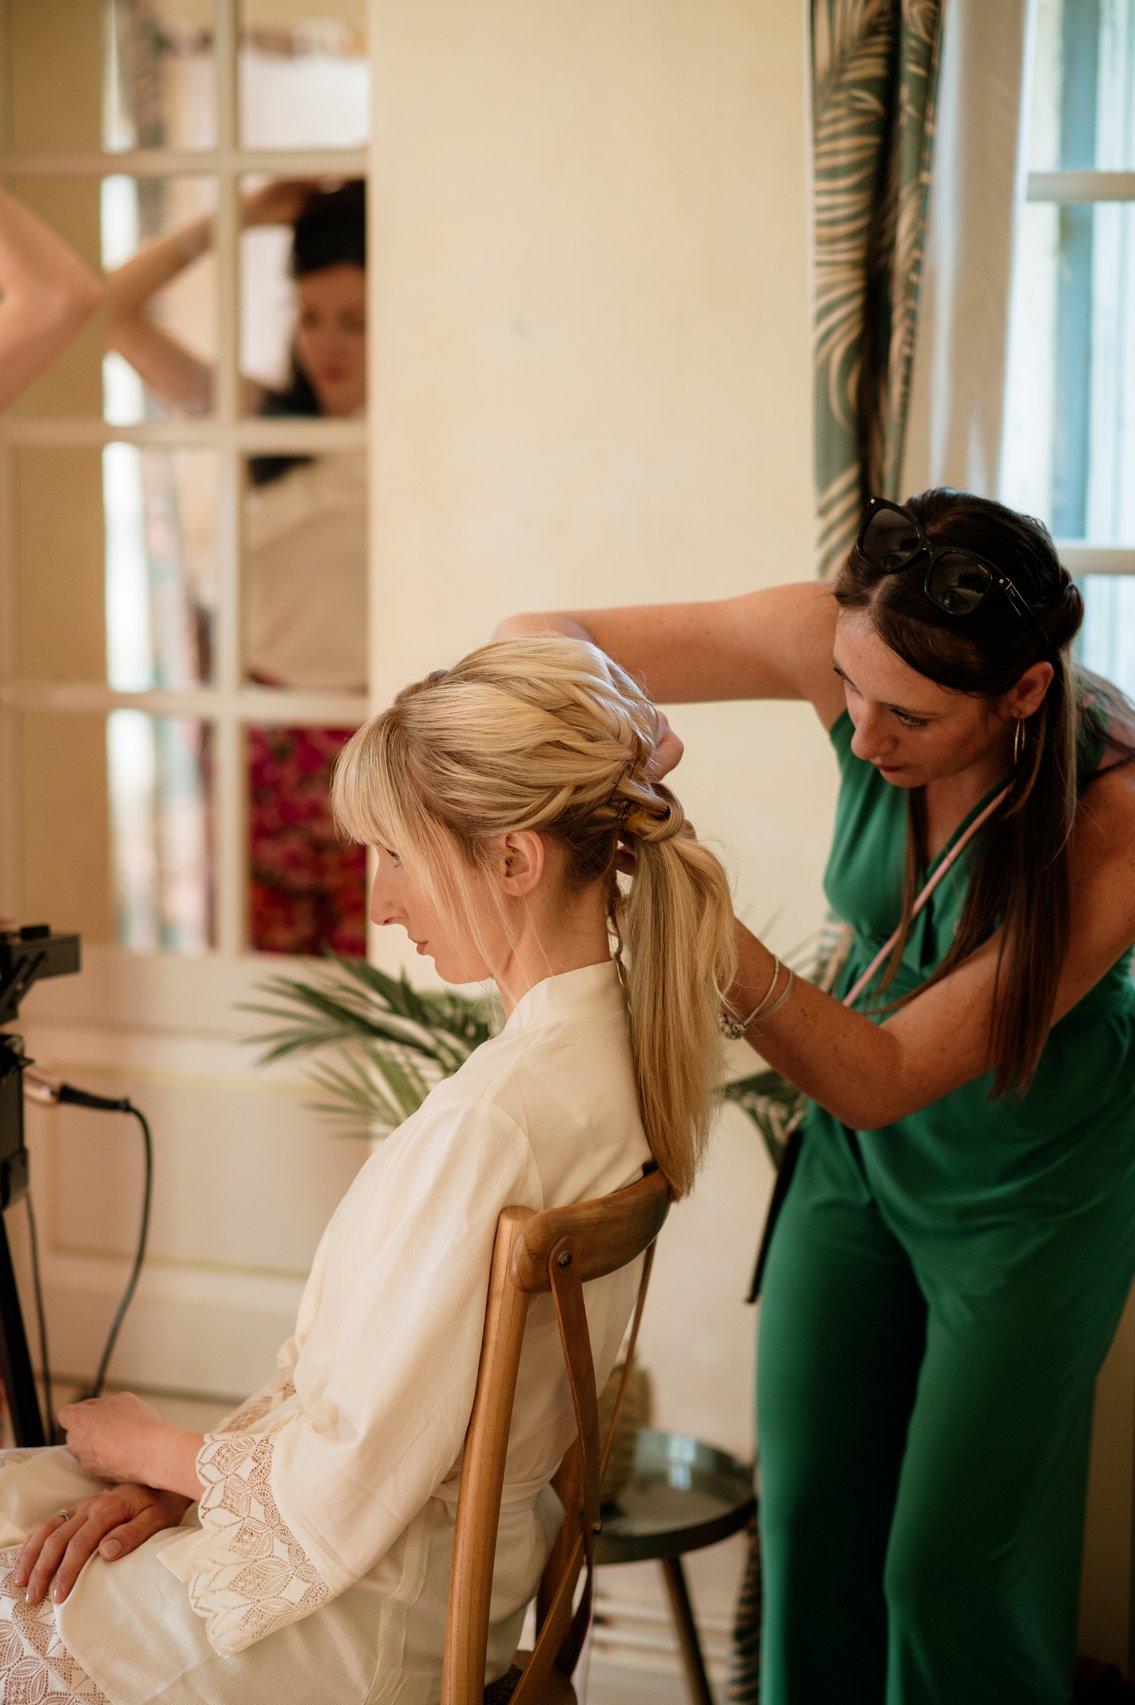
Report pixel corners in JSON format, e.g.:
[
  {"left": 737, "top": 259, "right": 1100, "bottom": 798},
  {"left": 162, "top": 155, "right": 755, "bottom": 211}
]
[{"left": 240, "top": 951, "right": 499, "bottom": 1138}]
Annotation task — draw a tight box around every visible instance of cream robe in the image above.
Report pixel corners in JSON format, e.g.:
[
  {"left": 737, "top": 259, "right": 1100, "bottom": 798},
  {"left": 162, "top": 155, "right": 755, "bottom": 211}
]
[{"left": 0, "top": 961, "right": 651, "bottom": 1703}]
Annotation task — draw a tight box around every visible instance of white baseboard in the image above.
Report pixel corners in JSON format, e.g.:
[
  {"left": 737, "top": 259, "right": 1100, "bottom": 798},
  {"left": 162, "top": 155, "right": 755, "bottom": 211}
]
[{"left": 586, "top": 1656, "right": 690, "bottom": 1704}]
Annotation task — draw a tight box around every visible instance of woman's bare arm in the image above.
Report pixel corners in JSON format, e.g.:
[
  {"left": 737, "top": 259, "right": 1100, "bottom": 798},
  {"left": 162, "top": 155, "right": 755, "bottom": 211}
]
[
  {"left": 0, "top": 186, "right": 103, "bottom": 411},
  {"left": 105, "top": 211, "right": 224, "bottom": 416},
  {"left": 495, "top": 581, "right": 845, "bottom": 725},
  {"left": 729, "top": 762, "right": 1135, "bottom": 1128},
  {"left": 106, "top": 181, "right": 318, "bottom": 416}
]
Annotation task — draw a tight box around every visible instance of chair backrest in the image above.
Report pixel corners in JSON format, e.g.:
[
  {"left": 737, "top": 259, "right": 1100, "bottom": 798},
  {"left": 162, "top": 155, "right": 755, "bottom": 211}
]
[{"left": 441, "top": 1165, "right": 671, "bottom": 1705}]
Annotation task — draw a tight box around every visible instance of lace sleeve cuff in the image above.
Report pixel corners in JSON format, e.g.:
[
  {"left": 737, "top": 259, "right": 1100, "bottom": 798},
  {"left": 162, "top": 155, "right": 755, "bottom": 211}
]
[
  {"left": 215, "top": 1368, "right": 297, "bottom": 1435},
  {"left": 180, "top": 1431, "right": 332, "bottom": 1655}
]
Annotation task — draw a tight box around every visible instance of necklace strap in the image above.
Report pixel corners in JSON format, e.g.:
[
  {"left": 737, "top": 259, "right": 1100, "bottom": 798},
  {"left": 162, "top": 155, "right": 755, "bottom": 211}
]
[{"left": 842, "top": 783, "right": 1010, "bottom": 1009}]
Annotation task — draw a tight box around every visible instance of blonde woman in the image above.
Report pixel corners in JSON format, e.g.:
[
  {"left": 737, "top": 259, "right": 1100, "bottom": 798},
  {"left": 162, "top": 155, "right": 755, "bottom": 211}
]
[{"left": 0, "top": 638, "right": 735, "bottom": 1704}]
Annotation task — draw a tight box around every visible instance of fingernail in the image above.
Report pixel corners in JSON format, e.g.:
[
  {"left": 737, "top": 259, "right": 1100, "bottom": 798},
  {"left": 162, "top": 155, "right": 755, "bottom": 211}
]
[
  {"left": 101, "top": 1540, "right": 120, "bottom": 1559},
  {"left": 51, "top": 1583, "right": 61, "bottom": 1602},
  {"left": 13, "top": 1569, "right": 25, "bottom": 1587},
  {"left": 24, "top": 1588, "right": 34, "bottom": 1605}
]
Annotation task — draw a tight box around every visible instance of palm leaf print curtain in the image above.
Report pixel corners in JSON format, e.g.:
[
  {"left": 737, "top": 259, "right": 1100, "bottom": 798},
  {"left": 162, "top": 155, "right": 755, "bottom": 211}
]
[{"left": 813, "top": 0, "right": 946, "bottom": 578}]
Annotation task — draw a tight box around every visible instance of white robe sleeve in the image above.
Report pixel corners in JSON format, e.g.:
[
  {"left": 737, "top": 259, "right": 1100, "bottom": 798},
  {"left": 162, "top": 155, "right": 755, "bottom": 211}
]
[{"left": 161, "top": 1098, "right": 541, "bottom": 1656}]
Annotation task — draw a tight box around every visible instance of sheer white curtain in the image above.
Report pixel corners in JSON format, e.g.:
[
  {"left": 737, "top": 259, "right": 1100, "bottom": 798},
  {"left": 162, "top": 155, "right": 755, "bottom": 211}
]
[{"left": 903, "top": 0, "right": 1032, "bottom": 497}]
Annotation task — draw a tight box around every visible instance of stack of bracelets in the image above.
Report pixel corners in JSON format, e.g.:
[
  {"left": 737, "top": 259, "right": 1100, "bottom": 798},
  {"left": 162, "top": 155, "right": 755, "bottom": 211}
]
[{"left": 720, "top": 955, "right": 797, "bottom": 1042}]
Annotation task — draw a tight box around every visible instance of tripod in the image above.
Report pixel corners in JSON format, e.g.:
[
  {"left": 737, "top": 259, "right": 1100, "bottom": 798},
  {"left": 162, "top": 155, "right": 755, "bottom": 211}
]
[
  {"left": 0, "top": 927, "right": 82, "bottom": 1445},
  {"left": 0, "top": 1037, "right": 46, "bottom": 1443}
]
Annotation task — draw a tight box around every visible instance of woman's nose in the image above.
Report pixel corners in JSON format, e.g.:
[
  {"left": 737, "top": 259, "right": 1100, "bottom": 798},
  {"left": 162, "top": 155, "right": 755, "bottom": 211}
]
[
  {"left": 368, "top": 882, "right": 399, "bottom": 928},
  {"left": 850, "top": 707, "right": 894, "bottom": 762}
]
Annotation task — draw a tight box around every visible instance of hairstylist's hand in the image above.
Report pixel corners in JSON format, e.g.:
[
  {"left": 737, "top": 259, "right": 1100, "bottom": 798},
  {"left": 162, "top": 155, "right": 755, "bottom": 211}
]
[
  {"left": 645, "top": 710, "right": 684, "bottom": 781},
  {"left": 15, "top": 1483, "right": 191, "bottom": 1606},
  {"left": 241, "top": 177, "right": 322, "bottom": 228}
]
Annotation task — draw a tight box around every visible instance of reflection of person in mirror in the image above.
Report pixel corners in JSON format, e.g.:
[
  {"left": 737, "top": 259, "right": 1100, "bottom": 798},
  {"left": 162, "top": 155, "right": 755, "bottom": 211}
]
[
  {"left": 0, "top": 184, "right": 103, "bottom": 412},
  {"left": 107, "top": 180, "right": 368, "bottom": 956},
  {"left": 0, "top": 638, "right": 734, "bottom": 1704}
]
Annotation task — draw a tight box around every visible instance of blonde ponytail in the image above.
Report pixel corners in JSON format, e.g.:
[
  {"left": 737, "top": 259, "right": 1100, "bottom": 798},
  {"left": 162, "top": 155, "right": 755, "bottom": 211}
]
[
  {"left": 332, "top": 636, "right": 737, "bottom": 1197},
  {"left": 609, "top": 787, "right": 736, "bottom": 1197}
]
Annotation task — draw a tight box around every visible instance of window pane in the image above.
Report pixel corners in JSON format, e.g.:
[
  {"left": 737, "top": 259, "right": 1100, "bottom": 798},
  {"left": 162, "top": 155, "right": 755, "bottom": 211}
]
[
  {"left": 104, "top": 446, "right": 218, "bottom": 689},
  {"left": 240, "top": 176, "right": 367, "bottom": 419},
  {"left": 242, "top": 451, "right": 367, "bottom": 692},
  {"left": 3, "top": 0, "right": 215, "bottom": 154},
  {"left": 239, "top": 3, "right": 369, "bottom": 148},
  {"left": 1029, "top": 0, "right": 1135, "bottom": 170},
  {"left": 246, "top": 724, "right": 366, "bottom": 956},
  {"left": 1002, "top": 201, "right": 1135, "bottom": 542},
  {"left": 102, "top": 175, "right": 218, "bottom": 425},
  {"left": 15, "top": 446, "right": 216, "bottom": 689},
  {"left": 17, "top": 710, "right": 215, "bottom": 953},
  {"left": 8, "top": 175, "right": 217, "bottom": 424},
  {"left": 1080, "top": 575, "right": 1135, "bottom": 699}
]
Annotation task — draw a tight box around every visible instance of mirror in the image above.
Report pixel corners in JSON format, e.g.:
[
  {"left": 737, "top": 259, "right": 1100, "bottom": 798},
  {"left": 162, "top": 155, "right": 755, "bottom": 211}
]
[
  {"left": 240, "top": 177, "right": 367, "bottom": 421},
  {"left": 17, "top": 710, "right": 215, "bottom": 953},
  {"left": 246, "top": 723, "right": 367, "bottom": 955},
  {"left": 8, "top": 175, "right": 218, "bottom": 424},
  {"left": 4, "top": 0, "right": 216, "bottom": 154},
  {"left": 3, "top": 2, "right": 369, "bottom": 958},
  {"left": 15, "top": 445, "right": 217, "bottom": 689},
  {"left": 238, "top": 1, "right": 369, "bottom": 149}
]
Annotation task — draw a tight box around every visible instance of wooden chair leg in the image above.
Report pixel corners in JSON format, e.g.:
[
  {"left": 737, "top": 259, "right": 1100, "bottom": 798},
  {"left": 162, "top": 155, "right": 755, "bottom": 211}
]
[{"left": 659, "top": 1556, "right": 714, "bottom": 1705}]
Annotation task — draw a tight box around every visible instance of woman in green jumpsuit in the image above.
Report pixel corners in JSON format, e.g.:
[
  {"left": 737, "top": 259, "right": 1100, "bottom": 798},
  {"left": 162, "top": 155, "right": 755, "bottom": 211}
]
[{"left": 498, "top": 487, "right": 1135, "bottom": 1704}]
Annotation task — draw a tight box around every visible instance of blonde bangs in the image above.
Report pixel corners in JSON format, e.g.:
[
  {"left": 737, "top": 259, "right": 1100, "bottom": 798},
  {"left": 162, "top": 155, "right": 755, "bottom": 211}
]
[{"left": 331, "top": 708, "right": 488, "bottom": 942}]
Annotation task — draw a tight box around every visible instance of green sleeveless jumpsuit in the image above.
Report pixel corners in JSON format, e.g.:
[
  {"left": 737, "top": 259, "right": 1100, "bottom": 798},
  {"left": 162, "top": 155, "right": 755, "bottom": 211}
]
[{"left": 756, "top": 708, "right": 1135, "bottom": 1705}]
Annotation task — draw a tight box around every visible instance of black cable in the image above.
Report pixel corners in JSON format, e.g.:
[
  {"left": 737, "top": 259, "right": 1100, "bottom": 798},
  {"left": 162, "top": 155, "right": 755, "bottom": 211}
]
[
  {"left": 22, "top": 1190, "right": 57, "bottom": 1442},
  {"left": 24, "top": 1079, "right": 154, "bottom": 1409},
  {"left": 82, "top": 1102, "right": 153, "bottom": 1401}
]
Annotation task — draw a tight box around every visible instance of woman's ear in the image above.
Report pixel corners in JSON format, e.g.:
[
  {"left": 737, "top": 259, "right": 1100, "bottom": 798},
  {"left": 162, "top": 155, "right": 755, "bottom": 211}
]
[
  {"left": 1004, "top": 659, "right": 1055, "bottom": 722},
  {"left": 497, "top": 829, "right": 546, "bottom": 897}
]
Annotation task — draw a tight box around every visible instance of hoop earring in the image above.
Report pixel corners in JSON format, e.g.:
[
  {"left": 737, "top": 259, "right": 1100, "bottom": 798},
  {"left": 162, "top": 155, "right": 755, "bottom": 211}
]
[{"left": 1013, "top": 718, "right": 1026, "bottom": 766}]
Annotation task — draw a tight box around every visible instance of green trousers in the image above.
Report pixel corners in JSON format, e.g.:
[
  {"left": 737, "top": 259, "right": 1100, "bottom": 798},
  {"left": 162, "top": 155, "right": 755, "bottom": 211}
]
[{"left": 756, "top": 1118, "right": 1135, "bottom": 1705}]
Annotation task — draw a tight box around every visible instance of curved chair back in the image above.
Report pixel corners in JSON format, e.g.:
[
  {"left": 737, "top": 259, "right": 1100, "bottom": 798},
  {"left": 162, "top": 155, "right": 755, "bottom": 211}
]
[{"left": 442, "top": 1165, "right": 671, "bottom": 1705}]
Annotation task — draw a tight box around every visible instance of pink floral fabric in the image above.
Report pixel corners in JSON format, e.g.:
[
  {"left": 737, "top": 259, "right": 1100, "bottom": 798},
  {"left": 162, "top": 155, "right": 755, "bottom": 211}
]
[{"left": 247, "top": 723, "right": 366, "bottom": 956}]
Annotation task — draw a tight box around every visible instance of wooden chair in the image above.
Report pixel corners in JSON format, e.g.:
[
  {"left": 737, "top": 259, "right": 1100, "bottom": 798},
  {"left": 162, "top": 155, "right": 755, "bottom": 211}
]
[{"left": 441, "top": 1165, "right": 672, "bottom": 1705}]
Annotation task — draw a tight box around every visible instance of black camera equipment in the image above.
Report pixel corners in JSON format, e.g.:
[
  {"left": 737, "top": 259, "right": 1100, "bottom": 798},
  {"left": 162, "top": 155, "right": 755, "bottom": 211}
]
[{"left": 0, "top": 924, "right": 81, "bottom": 1442}]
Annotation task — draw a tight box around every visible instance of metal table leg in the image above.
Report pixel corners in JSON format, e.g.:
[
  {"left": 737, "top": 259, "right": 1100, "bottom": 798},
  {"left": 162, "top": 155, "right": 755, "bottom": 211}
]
[{"left": 660, "top": 1556, "right": 714, "bottom": 1705}]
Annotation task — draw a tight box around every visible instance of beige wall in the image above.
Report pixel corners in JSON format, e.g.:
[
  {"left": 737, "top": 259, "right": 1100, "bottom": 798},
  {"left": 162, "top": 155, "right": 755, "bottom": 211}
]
[{"left": 367, "top": 0, "right": 824, "bottom": 1667}]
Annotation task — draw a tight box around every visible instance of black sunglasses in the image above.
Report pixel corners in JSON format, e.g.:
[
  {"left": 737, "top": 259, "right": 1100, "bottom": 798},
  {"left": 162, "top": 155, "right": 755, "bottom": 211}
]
[{"left": 856, "top": 497, "right": 1053, "bottom": 655}]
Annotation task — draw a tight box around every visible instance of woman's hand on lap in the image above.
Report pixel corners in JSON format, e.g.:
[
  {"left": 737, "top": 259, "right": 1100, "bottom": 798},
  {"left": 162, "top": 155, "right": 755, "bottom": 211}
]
[{"left": 15, "top": 1482, "right": 191, "bottom": 1605}]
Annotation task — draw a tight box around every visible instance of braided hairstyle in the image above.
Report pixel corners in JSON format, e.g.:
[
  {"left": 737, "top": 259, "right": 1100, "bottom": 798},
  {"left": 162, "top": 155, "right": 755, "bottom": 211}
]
[
  {"left": 331, "top": 636, "right": 737, "bottom": 1196},
  {"left": 835, "top": 486, "right": 1133, "bottom": 1095}
]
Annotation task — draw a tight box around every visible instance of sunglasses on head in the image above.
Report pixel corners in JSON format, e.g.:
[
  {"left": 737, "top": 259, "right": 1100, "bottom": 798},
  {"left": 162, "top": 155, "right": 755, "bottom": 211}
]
[{"left": 855, "top": 497, "right": 1053, "bottom": 655}]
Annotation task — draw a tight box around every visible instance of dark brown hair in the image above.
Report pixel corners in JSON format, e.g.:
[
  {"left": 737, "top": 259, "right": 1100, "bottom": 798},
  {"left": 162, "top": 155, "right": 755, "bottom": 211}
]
[
  {"left": 834, "top": 486, "right": 1134, "bottom": 1097},
  {"left": 249, "top": 181, "right": 366, "bottom": 489}
]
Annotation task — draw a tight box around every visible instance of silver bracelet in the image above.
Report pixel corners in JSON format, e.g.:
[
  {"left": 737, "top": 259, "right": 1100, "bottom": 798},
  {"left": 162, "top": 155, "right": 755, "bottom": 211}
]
[
  {"left": 751, "top": 967, "right": 796, "bottom": 1024},
  {"left": 720, "top": 956, "right": 784, "bottom": 1040}
]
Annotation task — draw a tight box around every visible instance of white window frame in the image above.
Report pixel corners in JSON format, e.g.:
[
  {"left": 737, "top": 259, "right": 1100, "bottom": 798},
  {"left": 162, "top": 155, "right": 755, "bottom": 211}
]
[{"left": 1026, "top": 169, "right": 1135, "bottom": 576}]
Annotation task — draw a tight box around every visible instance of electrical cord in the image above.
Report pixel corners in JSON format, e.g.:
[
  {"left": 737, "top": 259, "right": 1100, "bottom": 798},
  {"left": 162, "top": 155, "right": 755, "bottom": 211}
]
[
  {"left": 21, "top": 1072, "right": 154, "bottom": 1418},
  {"left": 83, "top": 1102, "right": 153, "bottom": 1401}
]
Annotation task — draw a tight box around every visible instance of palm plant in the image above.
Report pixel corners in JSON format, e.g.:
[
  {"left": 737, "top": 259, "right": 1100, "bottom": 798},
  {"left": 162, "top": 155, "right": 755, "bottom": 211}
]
[
  {"left": 240, "top": 931, "right": 843, "bottom": 1163},
  {"left": 239, "top": 956, "right": 500, "bottom": 1139}
]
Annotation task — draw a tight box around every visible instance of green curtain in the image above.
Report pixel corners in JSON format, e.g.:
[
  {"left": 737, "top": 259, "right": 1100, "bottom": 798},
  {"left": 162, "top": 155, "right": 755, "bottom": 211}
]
[
  {"left": 727, "top": 9, "right": 945, "bottom": 1700},
  {"left": 812, "top": 0, "right": 946, "bottom": 578}
]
